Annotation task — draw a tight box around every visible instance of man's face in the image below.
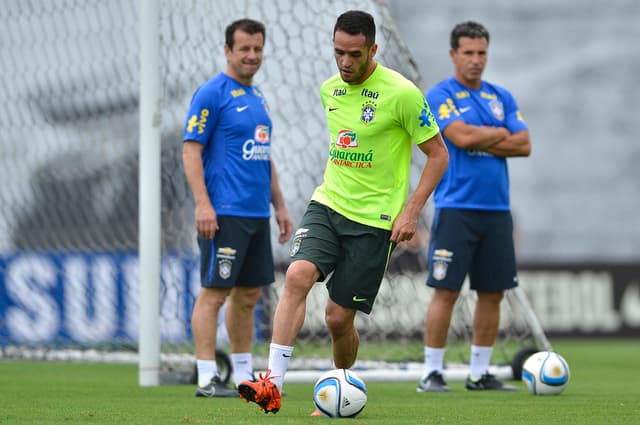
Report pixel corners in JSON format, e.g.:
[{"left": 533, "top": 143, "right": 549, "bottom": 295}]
[
  {"left": 450, "top": 36, "right": 488, "bottom": 87},
  {"left": 333, "top": 30, "right": 377, "bottom": 85},
  {"left": 224, "top": 30, "right": 264, "bottom": 85}
]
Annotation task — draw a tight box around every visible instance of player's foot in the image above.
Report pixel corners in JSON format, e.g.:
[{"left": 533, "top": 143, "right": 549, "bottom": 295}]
[
  {"left": 310, "top": 408, "right": 322, "bottom": 416},
  {"left": 465, "top": 373, "right": 519, "bottom": 391},
  {"left": 416, "top": 370, "right": 452, "bottom": 392},
  {"left": 195, "top": 376, "right": 238, "bottom": 397},
  {"left": 238, "top": 370, "right": 282, "bottom": 414}
]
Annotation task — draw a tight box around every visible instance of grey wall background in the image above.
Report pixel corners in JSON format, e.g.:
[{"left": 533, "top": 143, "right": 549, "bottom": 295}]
[{"left": 388, "top": 0, "right": 640, "bottom": 262}]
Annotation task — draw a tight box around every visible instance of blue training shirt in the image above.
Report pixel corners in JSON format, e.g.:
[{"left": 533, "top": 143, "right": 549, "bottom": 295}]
[
  {"left": 183, "top": 73, "right": 272, "bottom": 218},
  {"left": 426, "top": 76, "right": 528, "bottom": 211}
]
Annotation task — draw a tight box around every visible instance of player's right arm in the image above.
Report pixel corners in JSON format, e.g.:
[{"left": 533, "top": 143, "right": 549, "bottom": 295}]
[
  {"left": 391, "top": 132, "right": 449, "bottom": 244},
  {"left": 182, "top": 141, "right": 218, "bottom": 239}
]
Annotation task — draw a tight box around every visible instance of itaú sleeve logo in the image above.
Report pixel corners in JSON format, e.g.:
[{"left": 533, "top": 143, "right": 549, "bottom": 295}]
[{"left": 335, "top": 129, "right": 358, "bottom": 148}]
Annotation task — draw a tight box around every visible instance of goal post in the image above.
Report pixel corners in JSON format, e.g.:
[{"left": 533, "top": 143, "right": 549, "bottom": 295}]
[{"left": 138, "top": 0, "right": 162, "bottom": 387}]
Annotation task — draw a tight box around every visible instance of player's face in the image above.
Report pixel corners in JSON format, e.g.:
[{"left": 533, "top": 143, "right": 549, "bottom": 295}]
[
  {"left": 224, "top": 30, "right": 264, "bottom": 85},
  {"left": 333, "top": 30, "right": 377, "bottom": 85},
  {"left": 450, "top": 36, "right": 488, "bottom": 89}
]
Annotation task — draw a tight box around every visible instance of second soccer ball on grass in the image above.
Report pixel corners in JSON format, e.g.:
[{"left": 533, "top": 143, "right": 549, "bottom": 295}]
[{"left": 312, "top": 369, "right": 367, "bottom": 418}]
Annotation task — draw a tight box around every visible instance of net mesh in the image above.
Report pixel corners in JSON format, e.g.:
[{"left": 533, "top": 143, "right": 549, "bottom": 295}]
[{"left": 0, "top": 0, "right": 547, "bottom": 381}]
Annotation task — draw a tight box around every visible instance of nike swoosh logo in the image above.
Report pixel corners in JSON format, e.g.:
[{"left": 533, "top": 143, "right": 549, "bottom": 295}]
[
  {"left": 459, "top": 106, "right": 471, "bottom": 113},
  {"left": 352, "top": 296, "right": 367, "bottom": 302},
  {"left": 328, "top": 107, "right": 339, "bottom": 112},
  {"left": 282, "top": 353, "right": 292, "bottom": 358},
  {"left": 236, "top": 105, "right": 249, "bottom": 112}
]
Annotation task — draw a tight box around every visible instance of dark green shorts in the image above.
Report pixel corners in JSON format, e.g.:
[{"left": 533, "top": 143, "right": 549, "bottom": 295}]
[
  {"left": 197, "top": 216, "right": 274, "bottom": 289},
  {"left": 290, "top": 201, "right": 394, "bottom": 314}
]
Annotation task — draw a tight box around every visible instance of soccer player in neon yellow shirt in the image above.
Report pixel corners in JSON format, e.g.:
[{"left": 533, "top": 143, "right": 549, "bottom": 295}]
[{"left": 239, "top": 10, "right": 449, "bottom": 414}]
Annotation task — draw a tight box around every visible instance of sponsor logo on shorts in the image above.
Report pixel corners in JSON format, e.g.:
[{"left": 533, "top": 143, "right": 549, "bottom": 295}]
[
  {"left": 295, "top": 227, "right": 309, "bottom": 236},
  {"left": 352, "top": 296, "right": 367, "bottom": 302},
  {"left": 218, "top": 247, "right": 237, "bottom": 257}
]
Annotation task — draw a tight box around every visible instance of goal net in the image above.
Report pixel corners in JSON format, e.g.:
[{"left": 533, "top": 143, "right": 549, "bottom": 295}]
[{"left": 0, "top": 0, "right": 549, "bottom": 383}]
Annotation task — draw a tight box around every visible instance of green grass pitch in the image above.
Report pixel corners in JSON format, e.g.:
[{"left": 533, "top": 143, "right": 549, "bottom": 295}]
[{"left": 1, "top": 339, "right": 638, "bottom": 424}]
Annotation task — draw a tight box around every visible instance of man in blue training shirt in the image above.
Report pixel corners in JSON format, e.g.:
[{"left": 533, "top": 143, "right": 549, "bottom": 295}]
[
  {"left": 417, "top": 21, "right": 531, "bottom": 392},
  {"left": 182, "top": 18, "right": 293, "bottom": 397}
]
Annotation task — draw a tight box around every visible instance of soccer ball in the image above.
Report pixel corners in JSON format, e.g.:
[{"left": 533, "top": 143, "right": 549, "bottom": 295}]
[
  {"left": 521, "top": 351, "right": 570, "bottom": 395},
  {"left": 313, "top": 369, "right": 367, "bottom": 418}
]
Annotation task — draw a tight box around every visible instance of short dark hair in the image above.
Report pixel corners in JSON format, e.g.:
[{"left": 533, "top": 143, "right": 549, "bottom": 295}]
[
  {"left": 450, "top": 21, "right": 489, "bottom": 50},
  {"left": 225, "top": 18, "right": 266, "bottom": 49},
  {"left": 333, "top": 10, "right": 376, "bottom": 46}
]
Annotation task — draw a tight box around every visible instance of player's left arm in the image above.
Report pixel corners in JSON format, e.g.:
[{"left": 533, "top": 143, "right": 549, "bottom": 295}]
[
  {"left": 483, "top": 128, "right": 531, "bottom": 157},
  {"left": 270, "top": 159, "right": 293, "bottom": 243},
  {"left": 390, "top": 133, "right": 449, "bottom": 243},
  {"left": 484, "top": 90, "right": 531, "bottom": 157}
]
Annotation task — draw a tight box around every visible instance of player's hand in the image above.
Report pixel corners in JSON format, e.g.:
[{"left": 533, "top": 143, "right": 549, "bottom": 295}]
[
  {"left": 195, "top": 203, "right": 218, "bottom": 239},
  {"left": 275, "top": 207, "right": 293, "bottom": 244},
  {"left": 390, "top": 211, "right": 417, "bottom": 243}
]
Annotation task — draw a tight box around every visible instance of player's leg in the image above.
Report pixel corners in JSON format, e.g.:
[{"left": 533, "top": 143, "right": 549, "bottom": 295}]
[
  {"left": 192, "top": 286, "right": 240, "bottom": 397},
  {"left": 193, "top": 216, "right": 254, "bottom": 397},
  {"left": 226, "top": 285, "right": 261, "bottom": 385},
  {"left": 239, "top": 201, "right": 337, "bottom": 413},
  {"left": 269, "top": 259, "right": 321, "bottom": 383},
  {"left": 228, "top": 218, "right": 276, "bottom": 386},
  {"left": 419, "top": 208, "right": 474, "bottom": 392},
  {"left": 325, "top": 299, "right": 358, "bottom": 368},
  {"left": 325, "top": 212, "right": 392, "bottom": 367},
  {"left": 466, "top": 211, "right": 518, "bottom": 391}
]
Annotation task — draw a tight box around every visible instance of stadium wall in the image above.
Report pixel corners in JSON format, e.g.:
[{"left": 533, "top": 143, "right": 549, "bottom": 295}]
[{"left": 1, "top": 254, "right": 638, "bottom": 346}]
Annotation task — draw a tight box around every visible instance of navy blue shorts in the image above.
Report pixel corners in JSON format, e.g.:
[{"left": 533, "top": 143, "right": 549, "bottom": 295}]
[
  {"left": 197, "top": 216, "right": 274, "bottom": 289},
  {"left": 426, "top": 208, "right": 518, "bottom": 292}
]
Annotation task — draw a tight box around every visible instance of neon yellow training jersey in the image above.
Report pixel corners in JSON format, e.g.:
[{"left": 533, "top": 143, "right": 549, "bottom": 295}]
[{"left": 312, "top": 63, "right": 440, "bottom": 230}]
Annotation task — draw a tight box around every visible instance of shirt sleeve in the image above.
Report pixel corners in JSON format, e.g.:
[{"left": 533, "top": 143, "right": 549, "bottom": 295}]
[
  {"left": 183, "top": 84, "right": 219, "bottom": 145},
  {"left": 399, "top": 84, "right": 440, "bottom": 144},
  {"left": 425, "top": 84, "right": 463, "bottom": 133},
  {"left": 501, "top": 89, "right": 529, "bottom": 133}
]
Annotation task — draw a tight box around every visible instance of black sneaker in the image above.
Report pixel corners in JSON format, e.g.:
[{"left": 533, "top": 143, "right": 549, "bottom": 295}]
[
  {"left": 195, "top": 376, "right": 238, "bottom": 397},
  {"left": 417, "top": 371, "right": 452, "bottom": 392},
  {"left": 465, "top": 373, "right": 518, "bottom": 391}
]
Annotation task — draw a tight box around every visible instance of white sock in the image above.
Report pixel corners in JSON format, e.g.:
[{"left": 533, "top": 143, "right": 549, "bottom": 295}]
[
  {"left": 196, "top": 359, "right": 218, "bottom": 387},
  {"left": 469, "top": 345, "right": 493, "bottom": 380},
  {"left": 268, "top": 343, "right": 294, "bottom": 391},
  {"left": 424, "top": 346, "right": 446, "bottom": 375},
  {"left": 231, "top": 352, "right": 253, "bottom": 387}
]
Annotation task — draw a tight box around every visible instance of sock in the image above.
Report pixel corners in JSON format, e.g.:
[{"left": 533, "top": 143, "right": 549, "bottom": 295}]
[
  {"left": 424, "top": 346, "right": 446, "bottom": 375},
  {"left": 231, "top": 352, "right": 253, "bottom": 386},
  {"left": 196, "top": 359, "right": 218, "bottom": 387},
  {"left": 267, "top": 343, "right": 294, "bottom": 391},
  {"left": 469, "top": 345, "right": 493, "bottom": 380}
]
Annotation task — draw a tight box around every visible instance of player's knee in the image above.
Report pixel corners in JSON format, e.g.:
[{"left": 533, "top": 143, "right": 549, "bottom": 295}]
[
  {"left": 325, "top": 305, "right": 355, "bottom": 336},
  {"left": 433, "top": 287, "right": 460, "bottom": 305},
  {"left": 284, "top": 260, "right": 318, "bottom": 293}
]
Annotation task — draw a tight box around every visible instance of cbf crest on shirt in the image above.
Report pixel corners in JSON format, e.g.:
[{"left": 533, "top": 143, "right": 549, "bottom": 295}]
[{"left": 183, "top": 73, "right": 273, "bottom": 218}]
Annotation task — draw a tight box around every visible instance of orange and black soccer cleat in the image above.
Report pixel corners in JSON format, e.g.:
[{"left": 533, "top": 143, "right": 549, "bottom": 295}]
[{"left": 238, "top": 370, "right": 282, "bottom": 414}]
